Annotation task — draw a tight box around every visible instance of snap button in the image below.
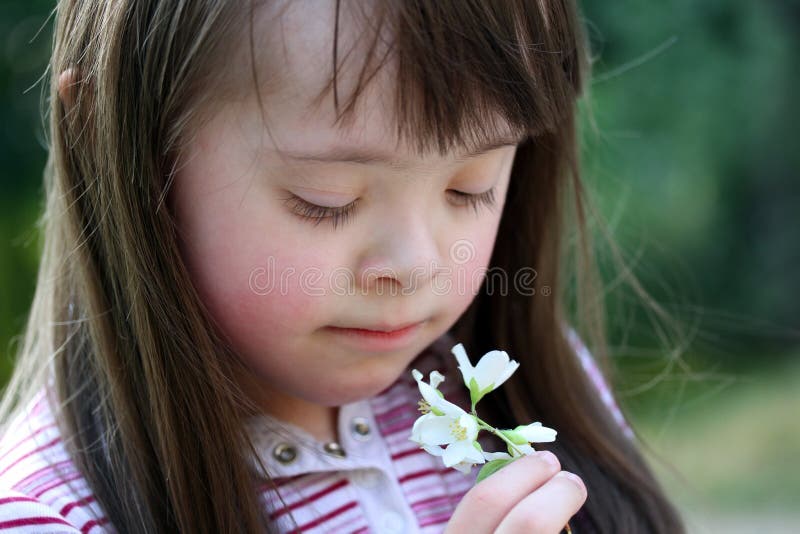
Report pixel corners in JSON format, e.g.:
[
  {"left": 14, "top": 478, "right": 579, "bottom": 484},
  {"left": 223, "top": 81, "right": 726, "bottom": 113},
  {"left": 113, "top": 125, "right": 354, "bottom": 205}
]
[
  {"left": 351, "top": 417, "right": 371, "bottom": 441},
  {"left": 323, "top": 441, "right": 346, "bottom": 458},
  {"left": 272, "top": 443, "right": 298, "bottom": 465}
]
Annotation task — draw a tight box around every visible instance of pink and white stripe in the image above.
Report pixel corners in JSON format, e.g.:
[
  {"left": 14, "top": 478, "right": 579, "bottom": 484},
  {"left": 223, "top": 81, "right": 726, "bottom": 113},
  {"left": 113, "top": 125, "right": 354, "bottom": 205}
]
[{"left": 0, "top": 330, "right": 629, "bottom": 532}]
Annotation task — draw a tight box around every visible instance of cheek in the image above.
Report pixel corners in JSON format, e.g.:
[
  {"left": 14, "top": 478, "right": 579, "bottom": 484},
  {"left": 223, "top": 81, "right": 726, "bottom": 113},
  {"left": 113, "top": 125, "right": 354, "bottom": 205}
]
[
  {"left": 436, "top": 218, "right": 503, "bottom": 313},
  {"left": 172, "top": 177, "right": 338, "bottom": 358},
  {"left": 188, "top": 231, "right": 336, "bottom": 357},
  {"left": 468, "top": 223, "right": 503, "bottom": 287}
]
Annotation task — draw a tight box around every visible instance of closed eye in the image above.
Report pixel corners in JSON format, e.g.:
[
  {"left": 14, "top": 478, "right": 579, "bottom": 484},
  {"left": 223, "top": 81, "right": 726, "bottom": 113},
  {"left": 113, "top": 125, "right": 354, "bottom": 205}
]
[
  {"left": 280, "top": 194, "right": 359, "bottom": 230},
  {"left": 447, "top": 187, "right": 497, "bottom": 214},
  {"left": 281, "top": 186, "right": 498, "bottom": 230}
]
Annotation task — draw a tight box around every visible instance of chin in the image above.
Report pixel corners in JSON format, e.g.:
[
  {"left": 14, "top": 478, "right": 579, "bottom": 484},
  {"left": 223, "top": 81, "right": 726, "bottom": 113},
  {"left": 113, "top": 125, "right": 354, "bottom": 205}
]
[{"left": 314, "top": 361, "right": 410, "bottom": 406}]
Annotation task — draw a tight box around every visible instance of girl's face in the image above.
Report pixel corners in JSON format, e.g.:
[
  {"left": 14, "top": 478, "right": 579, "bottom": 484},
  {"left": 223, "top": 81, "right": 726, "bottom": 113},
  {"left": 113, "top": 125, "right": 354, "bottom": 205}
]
[{"left": 170, "top": 2, "right": 519, "bottom": 417}]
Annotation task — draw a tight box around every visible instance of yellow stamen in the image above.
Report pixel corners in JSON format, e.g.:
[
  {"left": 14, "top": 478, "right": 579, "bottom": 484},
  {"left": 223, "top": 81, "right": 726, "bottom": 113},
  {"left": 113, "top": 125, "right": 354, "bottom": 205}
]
[
  {"left": 417, "top": 400, "right": 431, "bottom": 414},
  {"left": 449, "top": 420, "right": 467, "bottom": 441}
]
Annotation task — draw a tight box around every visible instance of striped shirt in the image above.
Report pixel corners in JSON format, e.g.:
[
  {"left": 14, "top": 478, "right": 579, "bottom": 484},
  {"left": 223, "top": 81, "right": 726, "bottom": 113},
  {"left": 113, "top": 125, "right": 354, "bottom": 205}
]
[{"left": 0, "top": 331, "right": 631, "bottom": 533}]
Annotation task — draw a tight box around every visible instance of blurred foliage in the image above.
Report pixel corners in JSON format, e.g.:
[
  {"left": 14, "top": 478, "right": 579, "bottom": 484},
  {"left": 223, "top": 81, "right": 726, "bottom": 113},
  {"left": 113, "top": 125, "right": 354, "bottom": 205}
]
[
  {"left": 574, "top": 0, "right": 800, "bottom": 519},
  {"left": 0, "top": 1, "right": 52, "bottom": 381},
  {"left": 640, "top": 355, "right": 800, "bottom": 521},
  {"left": 0, "top": 2, "right": 798, "bottom": 516},
  {"left": 578, "top": 0, "right": 799, "bottom": 364}
]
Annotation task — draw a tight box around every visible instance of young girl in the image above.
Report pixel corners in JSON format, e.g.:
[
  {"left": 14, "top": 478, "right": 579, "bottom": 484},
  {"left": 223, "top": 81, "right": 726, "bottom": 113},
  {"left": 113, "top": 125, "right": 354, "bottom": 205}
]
[{"left": 0, "top": 1, "right": 685, "bottom": 532}]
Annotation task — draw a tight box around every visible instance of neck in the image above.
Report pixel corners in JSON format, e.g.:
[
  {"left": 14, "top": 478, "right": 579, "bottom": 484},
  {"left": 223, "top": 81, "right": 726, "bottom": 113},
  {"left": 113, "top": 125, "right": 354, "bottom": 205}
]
[{"left": 236, "top": 371, "right": 341, "bottom": 443}]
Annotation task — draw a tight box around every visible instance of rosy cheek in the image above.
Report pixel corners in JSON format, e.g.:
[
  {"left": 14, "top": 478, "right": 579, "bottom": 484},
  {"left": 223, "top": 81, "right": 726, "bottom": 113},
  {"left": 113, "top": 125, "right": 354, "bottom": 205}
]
[
  {"left": 178, "top": 202, "right": 328, "bottom": 344},
  {"left": 213, "top": 249, "right": 333, "bottom": 348},
  {"left": 442, "top": 225, "right": 500, "bottom": 294}
]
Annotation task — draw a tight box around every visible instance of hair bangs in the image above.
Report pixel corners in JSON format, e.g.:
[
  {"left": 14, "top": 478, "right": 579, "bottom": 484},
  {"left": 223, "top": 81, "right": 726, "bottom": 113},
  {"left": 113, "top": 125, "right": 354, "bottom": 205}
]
[{"left": 315, "top": 0, "right": 587, "bottom": 157}]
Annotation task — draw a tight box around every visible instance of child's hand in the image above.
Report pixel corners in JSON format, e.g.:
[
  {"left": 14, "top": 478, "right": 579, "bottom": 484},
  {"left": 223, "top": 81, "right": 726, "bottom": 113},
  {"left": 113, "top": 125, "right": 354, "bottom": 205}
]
[
  {"left": 444, "top": 451, "right": 587, "bottom": 533},
  {"left": 409, "top": 346, "right": 583, "bottom": 532}
]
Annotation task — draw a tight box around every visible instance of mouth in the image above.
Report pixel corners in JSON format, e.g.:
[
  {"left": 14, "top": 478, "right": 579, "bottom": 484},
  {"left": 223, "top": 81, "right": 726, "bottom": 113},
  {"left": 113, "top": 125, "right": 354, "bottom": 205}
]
[
  {"left": 327, "top": 320, "right": 426, "bottom": 334},
  {"left": 322, "top": 320, "right": 427, "bottom": 349}
]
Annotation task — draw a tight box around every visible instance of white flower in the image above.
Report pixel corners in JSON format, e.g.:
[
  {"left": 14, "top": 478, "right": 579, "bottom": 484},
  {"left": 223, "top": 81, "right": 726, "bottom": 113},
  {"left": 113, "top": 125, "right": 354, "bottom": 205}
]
[
  {"left": 514, "top": 422, "right": 558, "bottom": 443},
  {"left": 414, "top": 421, "right": 484, "bottom": 474},
  {"left": 451, "top": 343, "right": 520, "bottom": 407},
  {"left": 497, "top": 421, "right": 557, "bottom": 456},
  {"left": 411, "top": 369, "right": 451, "bottom": 416},
  {"left": 408, "top": 346, "right": 561, "bottom": 480},
  {"left": 411, "top": 412, "right": 485, "bottom": 470},
  {"left": 451, "top": 461, "right": 476, "bottom": 474},
  {"left": 410, "top": 370, "right": 485, "bottom": 470}
]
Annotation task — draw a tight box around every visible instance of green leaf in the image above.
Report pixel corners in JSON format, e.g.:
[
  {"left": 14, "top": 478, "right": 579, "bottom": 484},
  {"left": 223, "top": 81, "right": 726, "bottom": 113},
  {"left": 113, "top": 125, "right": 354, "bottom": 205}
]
[
  {"left": 475, "top": 458, "right": 515, "bottom": 484},
  {"left": 469, "top": 377, "right": 497, "bottom": 407},
  {"left": 468, "top": 379, "right": 498, "bottom": 408},
  {"left": 468, "top": 377, "right": 482, "bottom": 406}
]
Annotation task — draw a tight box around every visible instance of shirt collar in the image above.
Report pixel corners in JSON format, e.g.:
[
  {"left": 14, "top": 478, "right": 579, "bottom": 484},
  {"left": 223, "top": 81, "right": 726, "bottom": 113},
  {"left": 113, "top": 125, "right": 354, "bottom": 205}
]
[{"left": 245, "top": 332, "right": 459, "bottom": 479}]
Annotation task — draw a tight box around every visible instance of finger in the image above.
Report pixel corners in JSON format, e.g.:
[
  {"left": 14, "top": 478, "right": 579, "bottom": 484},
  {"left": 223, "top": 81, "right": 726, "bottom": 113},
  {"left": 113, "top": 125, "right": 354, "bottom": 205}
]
[
  {"left": 445, "top": 451, "right": 561, "bottom": 534},
  {"left": 495, "top": 470, "right": 588, "bottom": 534}
]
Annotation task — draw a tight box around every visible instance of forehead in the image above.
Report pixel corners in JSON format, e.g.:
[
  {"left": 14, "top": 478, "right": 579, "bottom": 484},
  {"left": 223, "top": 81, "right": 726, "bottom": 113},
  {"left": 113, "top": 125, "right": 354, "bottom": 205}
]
[{"left": 244, "top": 0, "right": 519, "bottom": 158}]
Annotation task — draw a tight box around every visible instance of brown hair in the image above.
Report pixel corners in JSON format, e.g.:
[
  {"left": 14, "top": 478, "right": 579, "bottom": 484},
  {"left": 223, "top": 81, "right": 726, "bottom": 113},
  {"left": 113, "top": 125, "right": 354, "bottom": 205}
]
[{"left": 1, "top": 0, "right": 685, "bottom": 532}]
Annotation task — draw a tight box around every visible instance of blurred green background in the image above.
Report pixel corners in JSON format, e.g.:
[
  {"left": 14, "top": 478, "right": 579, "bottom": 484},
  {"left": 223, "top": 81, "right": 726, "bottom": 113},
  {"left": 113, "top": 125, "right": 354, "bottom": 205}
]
[{"left": 1, "top": 2, "right": 798, "bottom": 532}]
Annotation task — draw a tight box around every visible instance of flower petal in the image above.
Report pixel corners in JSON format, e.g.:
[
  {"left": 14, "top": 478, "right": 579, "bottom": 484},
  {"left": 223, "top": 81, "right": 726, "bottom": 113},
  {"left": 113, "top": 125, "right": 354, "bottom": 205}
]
[
  {"left": 442, "top": 441, "right": 471, "bottom": 467},
  {"left": 517, "top": 423, "right": 557, "bottom": 443},
  {"left": 450, "top": 343, "right": 475, "bottom": 385},
  {"left": 429, "top": 370, "right": 445, "bottom": 389},
  {"left": 410, "top": 413, "right": 428, "bottom": 442},
  {"left": 462, "top": 442, "right": 486, "bottom": 465},
  {"left": 458, "top": 413, "right": 479, "bottom": 441},
  {"left": 422, "top": 444, "right": 445, "bottom": 457},
  {"left": 473, "top": 350, "right": 511, "bottom": 389},
  {"left": 451, "top": 461, "right": 474, "bottom": 474},
  {"left": 413, "top": 371, "right": 464, "bottom": 416},
  {"left": 411, "top": 412, "right": 441, "bottom": 442},
  {"left": 414, "top": 415, "right": 457, "bottom": 445},
  {"left": 493, "top": 359, "right": 520, "bottom": 389}
]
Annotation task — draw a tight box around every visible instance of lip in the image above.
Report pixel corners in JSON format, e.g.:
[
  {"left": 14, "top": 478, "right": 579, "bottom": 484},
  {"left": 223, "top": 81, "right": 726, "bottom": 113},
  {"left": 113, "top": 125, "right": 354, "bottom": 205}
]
[
  {"left": 323, "top": 320, "right": 426, "bottom": 351},
  {"left": 331, "top": 321, "right": 423, "bottom": 333}
]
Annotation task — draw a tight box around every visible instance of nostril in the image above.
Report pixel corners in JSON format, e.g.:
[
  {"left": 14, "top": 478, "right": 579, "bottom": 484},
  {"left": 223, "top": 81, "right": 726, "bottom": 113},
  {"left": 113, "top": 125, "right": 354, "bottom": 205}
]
[{"left": 374, "top": 275, "right": 402, "bottom": 293}]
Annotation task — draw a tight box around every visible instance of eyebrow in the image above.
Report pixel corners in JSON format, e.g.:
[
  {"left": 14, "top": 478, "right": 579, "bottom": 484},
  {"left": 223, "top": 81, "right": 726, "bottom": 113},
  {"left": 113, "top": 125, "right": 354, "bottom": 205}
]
[{"left": 277, "top": 133, "right": 527, "bottom": 169}]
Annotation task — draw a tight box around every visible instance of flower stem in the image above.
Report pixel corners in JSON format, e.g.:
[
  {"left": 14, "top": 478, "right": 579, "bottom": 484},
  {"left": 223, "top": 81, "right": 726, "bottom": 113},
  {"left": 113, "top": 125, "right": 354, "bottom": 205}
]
[{"left": 472, "top": 412, "right": 526, "bottom": 457}]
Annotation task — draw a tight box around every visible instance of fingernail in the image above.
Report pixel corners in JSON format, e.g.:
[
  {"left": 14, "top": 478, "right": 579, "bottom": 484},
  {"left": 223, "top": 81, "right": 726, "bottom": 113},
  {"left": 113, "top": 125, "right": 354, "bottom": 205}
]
[
  {"left": 556, "top": 471, "right": 586, "bottom": 493},
  {"left": 537, "top": 450, "right": 559, "bottom": 467}
]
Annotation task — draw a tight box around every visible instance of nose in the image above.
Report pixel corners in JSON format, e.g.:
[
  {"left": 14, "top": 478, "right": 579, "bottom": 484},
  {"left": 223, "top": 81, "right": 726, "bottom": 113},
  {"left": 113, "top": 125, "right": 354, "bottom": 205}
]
[{"left": 356, "top": 211, "right": 444, "bottom": 295}]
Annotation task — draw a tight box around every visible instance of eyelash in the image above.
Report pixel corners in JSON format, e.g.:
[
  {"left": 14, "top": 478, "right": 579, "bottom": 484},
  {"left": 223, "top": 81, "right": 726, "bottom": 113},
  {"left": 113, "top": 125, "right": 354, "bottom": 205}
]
[
  {"left": 447, "top": 187, "right": 497, "bottom": 215},
  {"left": 282, "top": 187, "right": 497, "bottom": 229},
  {"left": 280, "top": 195, "right": 359, "bottom": 230}
]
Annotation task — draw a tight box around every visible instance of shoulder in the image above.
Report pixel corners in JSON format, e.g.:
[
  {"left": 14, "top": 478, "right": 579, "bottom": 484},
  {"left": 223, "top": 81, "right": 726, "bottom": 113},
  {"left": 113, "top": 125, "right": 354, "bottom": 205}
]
[
  {"left": 0, "top": 488, "right": 81, "bottom": 533},
  {"left": 0, "top": 390, "right": 112, "bottom": 533},
  {"left": 563, "top": 325, "right": 635, "bottom": 440}
]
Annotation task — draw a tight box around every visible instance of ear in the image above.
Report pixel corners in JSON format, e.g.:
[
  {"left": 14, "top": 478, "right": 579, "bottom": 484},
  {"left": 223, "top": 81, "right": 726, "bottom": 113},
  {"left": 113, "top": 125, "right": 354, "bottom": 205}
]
[
  {"left": 57, "top": 67, "right": 81, "bottom": 109},
  {"left": 57, "top": 67, "right": 96, "bottom": 139}
]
